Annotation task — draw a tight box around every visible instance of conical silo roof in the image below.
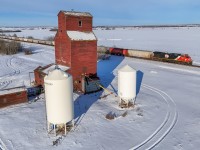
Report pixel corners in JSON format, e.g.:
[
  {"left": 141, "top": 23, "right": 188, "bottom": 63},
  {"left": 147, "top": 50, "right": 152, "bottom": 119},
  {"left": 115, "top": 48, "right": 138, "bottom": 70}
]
[
  {"left": 45, "top": 69, "right": 69, "bottom": 81},
  {"left": 118, "top": 65, "right": 136, "bottom": 72}
]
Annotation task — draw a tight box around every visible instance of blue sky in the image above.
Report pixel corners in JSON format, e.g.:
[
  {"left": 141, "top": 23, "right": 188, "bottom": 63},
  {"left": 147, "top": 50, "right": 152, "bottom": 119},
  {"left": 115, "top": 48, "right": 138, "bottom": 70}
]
[{"left": 0, "top": 0, "right": 200, "bottom": 26}]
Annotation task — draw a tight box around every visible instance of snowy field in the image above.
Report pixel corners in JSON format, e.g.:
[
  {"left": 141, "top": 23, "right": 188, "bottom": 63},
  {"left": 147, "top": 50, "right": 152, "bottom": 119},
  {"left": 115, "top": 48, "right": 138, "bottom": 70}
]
[
  {"left": 0, "top": 42, "right": 200, "bottom": 149},
  {"left": 0, "top": 43, "right": 54, "bottom": 90},
  {"left": 0, "top": 27, "right": 55, "bottom": 40},
  {"left": 2, "top": 27, "right": 200, "bottom": 64}
]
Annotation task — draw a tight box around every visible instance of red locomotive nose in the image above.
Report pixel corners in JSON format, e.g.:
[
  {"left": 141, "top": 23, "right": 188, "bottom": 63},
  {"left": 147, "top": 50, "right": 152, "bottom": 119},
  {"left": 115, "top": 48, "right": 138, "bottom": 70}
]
[
  {"left": 188, "top": 57, "right": 192, "bottom": 62},
  {"left": 184, "top": 55, "right": 192, "bottom": 63}
]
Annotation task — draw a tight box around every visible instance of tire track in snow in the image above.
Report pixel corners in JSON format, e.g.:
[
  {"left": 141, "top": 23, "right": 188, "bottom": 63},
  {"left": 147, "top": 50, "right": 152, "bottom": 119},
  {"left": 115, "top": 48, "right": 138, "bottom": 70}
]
[
  {"left": 9, "top": 56, "right": 33, "bottom": 73},
  {"left": 130, "top": 84, "right": 178, "bottom": 150},
  {"left": 5, "top": 56, "right": 40, "bottom": 88},
  {"left": 6, "top": 56, "right": 21, "bottom": 75},
  {"left": 0, "top": 57, "right": 21, "bottom": 89},
  {"left": 0, "top": 137, "right": 8, "bottom": 150},
  {"left": 0, "top": 56, "right": 28, "bottom": 89},
  {"left": 0, "top": 54, "right": 44, "bottom": 90},
  {"left": 0, "top": 57, "right": 16, "bottom": 89},
  {"left": 0, "top": 57, "right": 13, "bottom": 77},
  {"left": 0, "top": 81, "right": 12, "bottom": 90},
  {"left": 3, "top": 56, "right": 20, "bottom": 78}
]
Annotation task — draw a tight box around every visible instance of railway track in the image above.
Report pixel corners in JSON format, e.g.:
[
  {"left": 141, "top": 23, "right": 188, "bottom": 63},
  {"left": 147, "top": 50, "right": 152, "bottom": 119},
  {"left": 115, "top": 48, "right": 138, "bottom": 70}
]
[
  {"left": 0, "top": 137, "right": 8, "bottom": 150},
  {"left": 130, "top": 84, "right": 178, "bottom": 150},
  {"left": 128, "top": 56, "right": 200, "bottom": 68}
]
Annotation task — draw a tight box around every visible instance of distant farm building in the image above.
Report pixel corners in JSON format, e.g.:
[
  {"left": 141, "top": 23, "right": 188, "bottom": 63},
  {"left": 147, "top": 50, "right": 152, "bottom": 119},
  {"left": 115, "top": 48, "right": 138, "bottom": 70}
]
[
  {"left": 35, "top": 10, "right": 101, "bottom": 93},
  {"left": 0, "top": 87, "right": 28, "bottom": 108}
]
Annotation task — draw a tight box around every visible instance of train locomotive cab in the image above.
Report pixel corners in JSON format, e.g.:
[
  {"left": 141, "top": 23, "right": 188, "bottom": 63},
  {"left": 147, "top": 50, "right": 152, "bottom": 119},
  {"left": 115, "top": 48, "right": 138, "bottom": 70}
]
[{"left": 176, "top": 54, "right": 192, "bottom": 64}]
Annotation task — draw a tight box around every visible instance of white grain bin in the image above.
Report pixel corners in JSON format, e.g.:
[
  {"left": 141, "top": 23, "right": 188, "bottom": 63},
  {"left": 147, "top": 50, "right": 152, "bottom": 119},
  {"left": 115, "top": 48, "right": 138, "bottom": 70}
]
[
  {"left": 118, "top": 65, "right": 136, "bottom": 105},
  {"left": 44, "top": 67, "right": 74, "bottom": 135}
]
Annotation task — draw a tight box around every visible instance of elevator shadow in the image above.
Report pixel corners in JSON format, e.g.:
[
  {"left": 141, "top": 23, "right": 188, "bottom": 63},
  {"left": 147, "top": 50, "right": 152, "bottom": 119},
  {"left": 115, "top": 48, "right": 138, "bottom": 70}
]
[
  {"left": 136, "top": 70, "right": 144, "bottom": 95},
  {"left": 74, "top": 56, "right": 124, "bottom": 127}
]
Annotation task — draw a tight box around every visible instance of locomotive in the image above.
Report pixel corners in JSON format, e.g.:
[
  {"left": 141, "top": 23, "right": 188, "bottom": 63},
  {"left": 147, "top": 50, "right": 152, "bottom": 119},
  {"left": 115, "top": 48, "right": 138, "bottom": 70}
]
[
  {"left": 109, "top": 47, "right": 193, "bottom": 65},
  {"left": 152, "top": 51, "right": 192, "bottom": 65}
]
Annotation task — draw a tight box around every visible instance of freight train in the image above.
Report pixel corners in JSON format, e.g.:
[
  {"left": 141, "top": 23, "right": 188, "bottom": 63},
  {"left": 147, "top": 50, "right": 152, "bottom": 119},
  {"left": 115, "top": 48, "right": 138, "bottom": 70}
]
[
  {"left": 0, "top": 35, "right": 55, "bottom": 46},
  {"left": 108, "top": 47, "right": 193, "bottom": 65},
  {"left": 0, "top": 35, "right": 193, "bottom": 65}
]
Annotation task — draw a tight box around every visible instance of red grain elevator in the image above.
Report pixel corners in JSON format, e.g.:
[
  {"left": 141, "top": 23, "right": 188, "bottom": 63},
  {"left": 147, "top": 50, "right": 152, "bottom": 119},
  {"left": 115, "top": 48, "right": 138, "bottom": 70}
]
[{"left": 54, "top": 10, "right": 101, "bottom": 93}]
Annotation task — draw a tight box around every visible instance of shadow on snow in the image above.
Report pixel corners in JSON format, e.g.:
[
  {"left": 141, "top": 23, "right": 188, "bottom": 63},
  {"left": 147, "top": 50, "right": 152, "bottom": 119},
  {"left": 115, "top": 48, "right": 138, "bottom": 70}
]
[
  {"left": 74, "top": 56, "right": 144, "bottom": 126},
  {"left": 136, "top": 70, "right": 144, "bottom": 95},
  {"left": 74, "top": 55, "right": 124, "bottom": 126}
]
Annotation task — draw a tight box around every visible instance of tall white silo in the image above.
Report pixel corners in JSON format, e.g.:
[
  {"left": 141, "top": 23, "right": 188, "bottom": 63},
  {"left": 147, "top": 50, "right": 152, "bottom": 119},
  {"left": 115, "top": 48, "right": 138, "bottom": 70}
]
[
  {"left": 118, "top": 65, "right": 136, "bottom": 106},
  {"left": 44, "top": 67, "right": 74, "bottom": 135}
]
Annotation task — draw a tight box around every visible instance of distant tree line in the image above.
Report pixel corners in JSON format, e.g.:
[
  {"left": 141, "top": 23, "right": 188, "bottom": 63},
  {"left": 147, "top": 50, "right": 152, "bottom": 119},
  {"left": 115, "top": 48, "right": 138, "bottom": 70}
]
[
  {"left": 0, "top": 29, "right": 22, "bottom": 33},
  {"left": 49, "top": 28, "right": 58, "bottom": 32},
  {"left": 0, "top": 39, "right": 22, "bottom": 55}
]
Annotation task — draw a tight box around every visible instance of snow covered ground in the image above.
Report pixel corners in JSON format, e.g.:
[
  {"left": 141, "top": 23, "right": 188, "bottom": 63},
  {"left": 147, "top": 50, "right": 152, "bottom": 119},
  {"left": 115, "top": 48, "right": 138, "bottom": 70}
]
[
  {"left": 95, "top": 27, "right": 200, "bottom": 64},
  {"left": 0, "top": 27, "right": 55, "bottom": 40},
  {"left": 2, "top": 27, "right": 200, "bottom": 64},
  {"left": 0, "top": 43, "right": 54, "bottom": 90},
  {"left": 0, "top": 42, "right": 200, "bottom": 149}
]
